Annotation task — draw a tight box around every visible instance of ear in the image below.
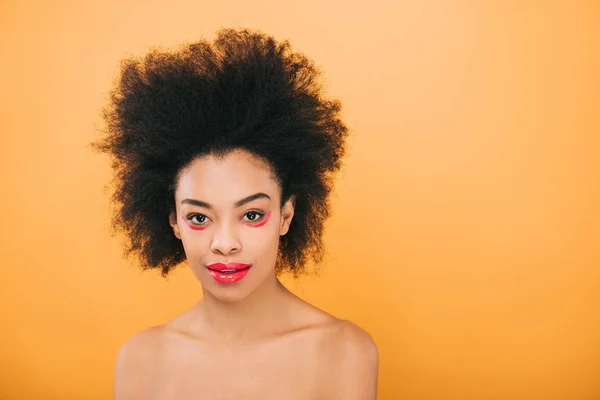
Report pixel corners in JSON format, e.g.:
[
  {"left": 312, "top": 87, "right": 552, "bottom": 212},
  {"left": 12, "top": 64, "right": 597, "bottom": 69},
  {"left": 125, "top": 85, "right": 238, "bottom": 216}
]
[
  {"left": 169, "top": 210, "right": 182, "bottom": 240},
  {"left": 279, "top": 195, "right": 296, "bottom": 236}
]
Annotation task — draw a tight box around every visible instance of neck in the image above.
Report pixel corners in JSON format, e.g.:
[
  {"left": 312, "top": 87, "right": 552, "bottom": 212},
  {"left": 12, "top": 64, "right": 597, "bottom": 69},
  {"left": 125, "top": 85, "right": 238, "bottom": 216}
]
[{"left": 198, "top": 273, "right": 295, "bottom": 342}]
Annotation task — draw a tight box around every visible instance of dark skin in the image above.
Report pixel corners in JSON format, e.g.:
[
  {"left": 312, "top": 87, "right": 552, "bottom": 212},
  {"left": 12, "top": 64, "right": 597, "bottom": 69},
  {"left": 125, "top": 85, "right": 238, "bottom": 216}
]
[{"left": 114, "top": 149, "right": 378, "bottom": 399}]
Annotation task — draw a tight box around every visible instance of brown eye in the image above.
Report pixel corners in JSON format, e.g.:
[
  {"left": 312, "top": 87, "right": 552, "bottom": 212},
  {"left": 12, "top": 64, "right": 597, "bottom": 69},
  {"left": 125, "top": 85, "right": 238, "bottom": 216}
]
[
  {"left": 243, "top": 211, "right": 263, "bottom": 222},
  {"left": 188, "top": 214, "right": 207, "bottom": 224}
]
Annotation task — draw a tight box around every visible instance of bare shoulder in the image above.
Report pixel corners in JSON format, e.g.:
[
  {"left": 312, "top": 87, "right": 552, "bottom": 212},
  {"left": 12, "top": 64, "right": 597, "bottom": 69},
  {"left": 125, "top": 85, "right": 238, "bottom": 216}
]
[
  {"left": 329, "top": 319, "right": 378, "bottom": 364},
  {"left": 323, "top": 319, "right": 379, "bottom": 399},
  {"left": 291, "top": 298, "right": 378, "bottom": 362},
  {"left": 113, "top": 305, "right": 204, "bottom": 398},
  {"left": 114, "top": 326, "right": 166, "bottom": 399},
  {"left": 117, "top": 325, "right": 165, "bottom": 356}
]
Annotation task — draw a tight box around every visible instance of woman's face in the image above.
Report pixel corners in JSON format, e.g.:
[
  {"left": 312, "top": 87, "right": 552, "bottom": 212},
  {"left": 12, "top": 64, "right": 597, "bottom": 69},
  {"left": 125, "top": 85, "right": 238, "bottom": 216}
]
[{"left": 168, "top": 149, "right": 295, "bottom": 302}]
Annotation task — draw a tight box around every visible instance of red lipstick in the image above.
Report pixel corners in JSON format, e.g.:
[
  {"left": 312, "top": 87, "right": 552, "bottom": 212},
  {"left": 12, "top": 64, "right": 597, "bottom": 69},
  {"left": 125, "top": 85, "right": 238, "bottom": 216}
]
[{"left": 206, "top": 262, "right": 252, "bottom": 284}]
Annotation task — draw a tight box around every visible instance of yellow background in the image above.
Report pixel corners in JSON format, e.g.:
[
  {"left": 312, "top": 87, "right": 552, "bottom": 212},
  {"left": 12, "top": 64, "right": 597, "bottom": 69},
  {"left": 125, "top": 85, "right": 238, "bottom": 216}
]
[{"left": 1, "top": 1, "right": 599, "bottom": 399}]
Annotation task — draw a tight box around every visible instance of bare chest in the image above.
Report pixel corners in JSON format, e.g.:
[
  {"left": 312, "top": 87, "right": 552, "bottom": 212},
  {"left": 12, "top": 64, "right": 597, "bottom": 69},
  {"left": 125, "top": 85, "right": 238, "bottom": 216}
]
[{"left": 146, "top": 335, "right": 335, "bottom": 400}]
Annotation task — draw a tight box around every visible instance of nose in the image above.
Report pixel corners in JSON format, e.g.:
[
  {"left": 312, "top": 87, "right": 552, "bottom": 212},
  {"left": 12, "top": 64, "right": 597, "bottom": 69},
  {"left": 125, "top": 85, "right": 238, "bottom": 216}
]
[{"left": 210, "top": 222, "right": 241, "bottom": 255}]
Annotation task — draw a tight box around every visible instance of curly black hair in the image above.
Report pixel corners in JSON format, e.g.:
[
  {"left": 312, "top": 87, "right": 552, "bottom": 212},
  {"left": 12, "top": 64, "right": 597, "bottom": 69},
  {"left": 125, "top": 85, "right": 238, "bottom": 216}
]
[{"left": 92, "top": 28, "right": 348, "bottom": 277}]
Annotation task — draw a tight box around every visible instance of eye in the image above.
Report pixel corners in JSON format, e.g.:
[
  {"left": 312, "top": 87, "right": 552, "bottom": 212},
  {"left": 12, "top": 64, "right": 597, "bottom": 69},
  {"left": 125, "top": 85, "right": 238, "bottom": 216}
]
[
  {"left": 243, "top": 211, "right": 264, "bottom": 222},
  {"left": 187, "top": 213, "right": 209, "bottom": 225},
  {"left": 193, "top": 215, "right": 206, "bottom": 223}
]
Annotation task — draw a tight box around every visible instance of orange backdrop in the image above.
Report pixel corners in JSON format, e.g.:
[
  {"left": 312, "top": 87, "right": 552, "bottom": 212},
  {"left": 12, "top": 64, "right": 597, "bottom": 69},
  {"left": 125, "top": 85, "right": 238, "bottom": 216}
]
[{"left": 1, "top": 1, "right": 599, "bottom": 399}]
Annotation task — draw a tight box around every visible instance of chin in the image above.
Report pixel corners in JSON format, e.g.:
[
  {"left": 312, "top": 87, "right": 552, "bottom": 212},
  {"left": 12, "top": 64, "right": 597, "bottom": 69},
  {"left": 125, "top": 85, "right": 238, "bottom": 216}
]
[{"left": 206, "top": 288, "right": 249, "bottom": 303}]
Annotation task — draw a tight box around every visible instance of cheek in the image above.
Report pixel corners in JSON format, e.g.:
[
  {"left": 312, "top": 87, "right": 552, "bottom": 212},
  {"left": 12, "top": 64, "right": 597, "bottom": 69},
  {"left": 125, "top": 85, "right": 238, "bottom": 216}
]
[
  {"left": 247, "top": 227, "right": 281, "bottom": 256},
  {"left": 179, "top": 233, "right": 211, "bottom": 257}
]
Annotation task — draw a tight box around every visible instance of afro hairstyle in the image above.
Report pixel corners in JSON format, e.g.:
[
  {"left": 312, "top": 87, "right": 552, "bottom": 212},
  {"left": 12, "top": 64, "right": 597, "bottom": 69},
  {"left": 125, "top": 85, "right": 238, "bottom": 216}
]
[{"left": 92, "top": 28, "right": 349, "bottom": 277}]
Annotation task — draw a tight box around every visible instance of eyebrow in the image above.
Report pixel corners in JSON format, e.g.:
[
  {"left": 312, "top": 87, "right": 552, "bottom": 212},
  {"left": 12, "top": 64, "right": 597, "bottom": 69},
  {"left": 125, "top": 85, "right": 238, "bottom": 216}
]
[{"left": 181, "top": 192, "right": 271, "bottom": 209}]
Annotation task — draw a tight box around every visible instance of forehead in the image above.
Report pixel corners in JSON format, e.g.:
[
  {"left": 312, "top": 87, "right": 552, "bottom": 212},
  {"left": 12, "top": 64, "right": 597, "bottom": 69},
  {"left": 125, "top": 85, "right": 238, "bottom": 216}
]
[{"left": 175, "top": 150, "right": 280, "bottom": 204}]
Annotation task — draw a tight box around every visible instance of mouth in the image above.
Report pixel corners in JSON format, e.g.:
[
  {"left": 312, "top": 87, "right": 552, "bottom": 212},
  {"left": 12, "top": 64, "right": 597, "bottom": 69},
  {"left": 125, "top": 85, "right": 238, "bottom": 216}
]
[
  {"left": 207, "top": 262, "right": 251, "bottom": 273},
  {"left": 206, "top": 262, "right": 252, "bottom": 284}
]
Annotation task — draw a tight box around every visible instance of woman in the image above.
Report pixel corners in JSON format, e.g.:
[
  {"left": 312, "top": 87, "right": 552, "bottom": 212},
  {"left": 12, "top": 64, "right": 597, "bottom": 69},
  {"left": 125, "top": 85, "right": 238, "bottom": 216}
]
[{"left": 93, "top": 28, "right": 378, "bottom": 399}]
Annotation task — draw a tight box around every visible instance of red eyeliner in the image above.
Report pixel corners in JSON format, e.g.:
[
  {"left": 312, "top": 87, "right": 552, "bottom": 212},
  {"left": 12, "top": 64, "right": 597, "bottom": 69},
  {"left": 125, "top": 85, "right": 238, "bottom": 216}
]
[
  {"left": 182, "top": 215, "right": 206, "bottom": 230},
  {"left": 250, "top": 210, "right": 271, "bottom": 228}
]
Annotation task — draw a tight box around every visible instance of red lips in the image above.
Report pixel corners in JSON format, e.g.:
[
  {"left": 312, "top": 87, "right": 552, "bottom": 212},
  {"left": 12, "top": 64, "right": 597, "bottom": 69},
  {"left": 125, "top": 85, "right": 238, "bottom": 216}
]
[
  {"left": 207, "top": 262, "right": 251, "bottom": 272},
  {"left": 206, "top": 262, "right": 252, "bottom": 284}
]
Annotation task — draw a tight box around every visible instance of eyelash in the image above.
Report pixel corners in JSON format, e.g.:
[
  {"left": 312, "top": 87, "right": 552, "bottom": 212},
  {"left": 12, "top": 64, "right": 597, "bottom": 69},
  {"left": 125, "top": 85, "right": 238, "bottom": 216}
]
[{"left": 185, "top": 211, "right": 266, "bottom": 227}]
